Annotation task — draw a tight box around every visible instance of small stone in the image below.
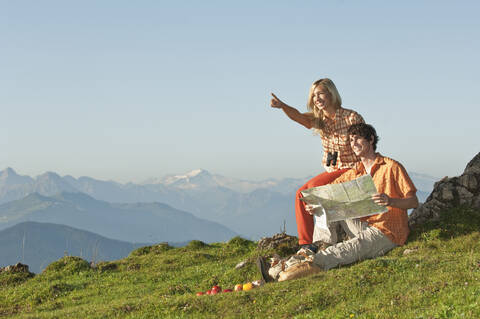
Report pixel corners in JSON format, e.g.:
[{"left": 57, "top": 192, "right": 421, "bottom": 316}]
[
  {"left": 235, "top": 261, "right": 247, "bottom": 269},
  {"left": 403, "top": 248, "right": 418, "bottom": 255}
]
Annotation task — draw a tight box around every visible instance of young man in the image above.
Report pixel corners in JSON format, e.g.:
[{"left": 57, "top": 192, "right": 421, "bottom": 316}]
[{"left": 260, "top": 123, "right": 419, "bottom": 281}]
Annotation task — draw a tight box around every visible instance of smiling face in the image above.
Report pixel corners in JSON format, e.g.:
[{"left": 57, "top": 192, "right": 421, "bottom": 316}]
[
  {"left": 312, "top": 85, "right": 333, "bottom": 112},
  {"left": 349, "top": 134, "right": 375, "bottom": 158}
]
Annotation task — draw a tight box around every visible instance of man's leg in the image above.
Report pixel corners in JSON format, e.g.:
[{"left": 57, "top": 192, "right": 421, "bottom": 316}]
[
  {"left": 313, "top": 220, "right": 397, "bottom": 271},
  {"left": 295, "top": 169, "right": 348, "bottom": 245}
]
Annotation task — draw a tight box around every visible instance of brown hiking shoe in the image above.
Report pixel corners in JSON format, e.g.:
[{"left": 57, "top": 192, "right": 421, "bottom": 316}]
[
  {"left": 277, "top": 261, "right": 322, "bottom": 282},
  {"left": 256, "top": 256, "right": 274, "bottom": 283}
]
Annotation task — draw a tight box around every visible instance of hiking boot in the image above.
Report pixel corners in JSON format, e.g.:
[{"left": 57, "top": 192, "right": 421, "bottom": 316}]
[
  {"left": 278, "top": 261, "right": 322, "bottom": 282},
  {"left": 256, "top": 256, "right": 274, "bottom": 283},
  {"left": 299, "top": 244, "right": 318, "bottom": 254}
]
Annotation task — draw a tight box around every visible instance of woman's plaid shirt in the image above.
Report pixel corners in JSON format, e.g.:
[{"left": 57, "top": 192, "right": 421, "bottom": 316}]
[{"left": 313, "top": 107, "right": 365, "bottom": 172}]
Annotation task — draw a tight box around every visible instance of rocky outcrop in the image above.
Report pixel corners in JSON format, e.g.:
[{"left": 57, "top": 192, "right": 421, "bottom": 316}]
[
  {"left": 0, "top": 262, "right": 33, "bottom": 274},
  {"left": 258, "top": 233, "right": 298, "bottom": 250},
  {"left": 409, "top": 152, "right": 480, "bottom": 227}
]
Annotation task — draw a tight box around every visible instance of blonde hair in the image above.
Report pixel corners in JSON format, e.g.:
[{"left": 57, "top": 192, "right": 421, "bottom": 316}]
[{"left": 307, "top": 78, "right": 342, "bottom": 118}]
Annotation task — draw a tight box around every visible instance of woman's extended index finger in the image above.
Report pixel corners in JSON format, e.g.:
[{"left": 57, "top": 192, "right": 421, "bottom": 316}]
[{"left": 271, "top": 93, "right": 281, "bottom": 101}]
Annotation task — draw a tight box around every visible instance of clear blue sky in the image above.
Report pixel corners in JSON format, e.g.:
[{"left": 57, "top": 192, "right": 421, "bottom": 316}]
[{"left": 2, "top": 1, "right": 479, "bottom": 182}]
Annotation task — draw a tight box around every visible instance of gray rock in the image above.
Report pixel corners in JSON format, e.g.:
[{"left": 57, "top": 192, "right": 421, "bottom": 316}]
[
  {"left": 464, "top": 153, "right": 480, "bottom": 175},
  {"left": 409, "top": 152, "right": 480, "bottom": 228},
  {"left": 440, "top": 187, "right": 455, "bottom": 201},
  {"left": 459, "top": 174, "right": 478, "bottom": 191},
  {"left": 0, "top": 262, "right": 31, "bottom": 273}
]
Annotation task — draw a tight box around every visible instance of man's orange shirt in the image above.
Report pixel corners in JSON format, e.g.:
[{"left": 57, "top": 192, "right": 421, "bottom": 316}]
[{"left": 332, "top": 154, "right": 417, "bottom": 245}]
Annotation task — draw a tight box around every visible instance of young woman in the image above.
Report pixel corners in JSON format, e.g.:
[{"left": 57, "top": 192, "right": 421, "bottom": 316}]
[{"left": 270, "top": 78, "right": 365, "bottom": 250}]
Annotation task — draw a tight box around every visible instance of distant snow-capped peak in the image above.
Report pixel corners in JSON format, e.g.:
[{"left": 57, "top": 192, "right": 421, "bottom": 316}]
[
  {"left": 142, "top": 169, "right": 210, "bottom": 186},
  {"left": 140, "top": 169, "right": 305, "bottom": 194},
  {"left": 185, "top": 169, "right": 204, "bottom": 178},
  {"left": 161, "top": 169, "right": 216, "bottom": 189}
]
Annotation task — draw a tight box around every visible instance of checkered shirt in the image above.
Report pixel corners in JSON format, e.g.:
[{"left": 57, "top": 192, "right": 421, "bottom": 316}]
[{"left": 313, "top": 108, "right": 365, "bottom": 172}]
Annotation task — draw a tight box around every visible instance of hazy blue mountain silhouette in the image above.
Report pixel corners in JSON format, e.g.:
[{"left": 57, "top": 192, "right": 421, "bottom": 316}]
[
  {"left": 0, "top": 221, "right": 152, "bottom": 273},
  {"left": 0, "top": 192, "right": 237, "bottom": 243}
]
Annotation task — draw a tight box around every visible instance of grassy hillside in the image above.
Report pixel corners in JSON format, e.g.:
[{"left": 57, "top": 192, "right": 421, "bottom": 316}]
[{"left": 1, "top": 206, "right": 479, "bottom": 318}]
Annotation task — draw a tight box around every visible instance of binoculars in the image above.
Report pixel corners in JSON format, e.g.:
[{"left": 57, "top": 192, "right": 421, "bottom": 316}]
[{"left": 326, "top": 151, "right": 338, "bottom": 167}]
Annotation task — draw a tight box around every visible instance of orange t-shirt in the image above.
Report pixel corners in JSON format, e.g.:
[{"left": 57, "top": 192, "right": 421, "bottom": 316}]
[{"left": 333, "top": 154, "right": 417, "bottom": 245}]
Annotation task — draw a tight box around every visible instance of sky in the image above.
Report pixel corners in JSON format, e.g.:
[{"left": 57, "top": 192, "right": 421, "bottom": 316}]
[{"left": 1, "top": 1, "right": 479, "bottom": 183}]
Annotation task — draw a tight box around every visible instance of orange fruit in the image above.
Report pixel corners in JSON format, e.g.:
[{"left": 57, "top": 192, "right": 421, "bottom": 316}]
[{"left": 243, "top": 282, "right": 253, "bottom": 291}]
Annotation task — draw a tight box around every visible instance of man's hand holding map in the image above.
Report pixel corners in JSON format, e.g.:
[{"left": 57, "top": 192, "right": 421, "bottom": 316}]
[{"left": 300, "top": 175, "right": 387, "bottom": 230}]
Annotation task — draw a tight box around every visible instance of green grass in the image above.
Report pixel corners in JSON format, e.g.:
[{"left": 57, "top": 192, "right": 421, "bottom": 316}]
[{"left": 1, "top": 206, "right": 480, "bottom": 318}]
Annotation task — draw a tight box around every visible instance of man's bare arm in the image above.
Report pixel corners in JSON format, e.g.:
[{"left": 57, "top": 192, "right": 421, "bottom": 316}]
[{"left": 372, "top": 191, "right": 419, "bottom": 210}]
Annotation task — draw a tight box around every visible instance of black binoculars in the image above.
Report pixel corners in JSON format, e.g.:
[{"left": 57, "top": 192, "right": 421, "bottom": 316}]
[{"left": 326, "top": 151, "right": 338, "bottom": 167}]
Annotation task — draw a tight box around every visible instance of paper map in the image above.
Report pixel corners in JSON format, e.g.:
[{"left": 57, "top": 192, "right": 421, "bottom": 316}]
[{"left": 300, "top": 175, "right": 387, "bottom": 227}]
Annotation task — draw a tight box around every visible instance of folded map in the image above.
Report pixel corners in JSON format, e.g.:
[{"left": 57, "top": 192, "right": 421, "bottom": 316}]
[{"left": 300, "top": 175, "right": 387, "bottom": 228}]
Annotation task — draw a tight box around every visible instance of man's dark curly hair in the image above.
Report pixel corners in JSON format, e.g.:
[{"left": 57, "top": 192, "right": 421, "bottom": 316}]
[{"left": 347, "top": 123, "right": 379, "bottom": 151}]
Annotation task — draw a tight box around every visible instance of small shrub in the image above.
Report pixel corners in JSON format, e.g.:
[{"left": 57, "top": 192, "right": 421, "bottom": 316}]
[
  {"left": 43, "top": 256, "right": 90, "bottom": 275},
  {"left": 227, "top": 236, "right": 253, "bottom": 248},
  {"left": 0, "top": 271, "right": 35, "bottom": 286},
  {"left": 96, "top": 261, "right": 118, "bottom": 272},
  {"left": 126, "top": 263, "right": 141, "bottom": 271},
  {"left": 129, "top": 242, "right": 172, "bottom": 256},
  {"left": 186, "top": 240, "right": 208, "bottom": 249}
]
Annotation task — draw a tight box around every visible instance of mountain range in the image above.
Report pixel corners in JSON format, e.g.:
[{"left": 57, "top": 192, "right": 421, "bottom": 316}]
[
  {"left": 0, "top": 167, "right": 437, "bottom": 239},
  {"left": 0, "top": 221, "right": 151, "bottom": 273},
  {"left": 0, "top": 192, "right": 236, "bottom": 243}
]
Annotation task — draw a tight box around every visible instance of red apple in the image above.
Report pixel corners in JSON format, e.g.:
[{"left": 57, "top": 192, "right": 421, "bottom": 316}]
[
  {"left": 211, "top": 285, "right": 221, "bottom": 293},
  {"left": 222, "top": 289, "right": 233, "bottom": 293},
  {"left": 196, "top": 292, "right": 204, "bottom": 296},
  {"left": 206, "top": 289, "right": 212, "bottom": 295}
]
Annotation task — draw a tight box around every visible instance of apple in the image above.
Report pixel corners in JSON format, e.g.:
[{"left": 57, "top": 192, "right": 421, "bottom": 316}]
[
  {"left": 234, "top": 284, "right": 243, "bottom": 292},
  {"left": 206, "top": 289, "right": 212, "bottom": 295},
  {"left": 211, "top": 285, "right": 221, "bottom": 293},
  {"left": 222, "top": 289, "right": 233, "bottom": 293},
  {"left": 196, "top": 292, "right": 204, "bottom": 296}
]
